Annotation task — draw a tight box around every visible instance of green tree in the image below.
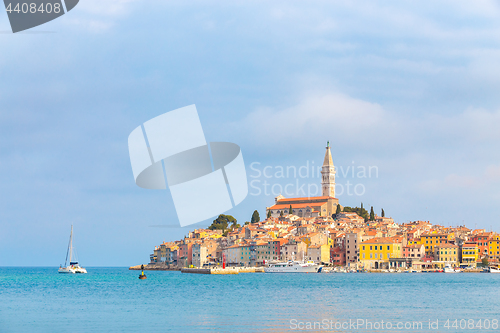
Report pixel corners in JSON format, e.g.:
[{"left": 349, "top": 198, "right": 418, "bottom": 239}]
[
  {"left": 289, "top": 205, "right": 293, "bottom": 214},
  {"left": 267, "top": 210, "right": 271, "bottom": 218},
  {"left": 208, "top": 214, "right": 237, "bottom": 232},
  {"left": 381, "top": 208, "right": 385, "bottom": 217},
  {"left": 336, "top": 205, "right": 342, "bottom": 215},
  {"left": 482, "top": 257, "right": 489, "bottom": 267},
  {"left": 280, "top": 210, "right": 284, "bottom": 217},
  {"left": 251, "top": 210, "right": 260, "bottom": 224},
  {"left": 361, "top": 202, "right": 364, "bottom": 210},
  {"left": 370, "top": 206, "right": 375, "bottom": 221},
  {"left": 343, "top": 205, "right": 369, "bottom": 221}
]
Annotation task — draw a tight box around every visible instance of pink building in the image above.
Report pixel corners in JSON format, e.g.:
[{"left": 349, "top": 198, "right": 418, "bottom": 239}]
[
  {"left": 331, "top": 246, "right": 346, "bottom": 266},
  {"left": 403, "top": 244, "right": 425, "bottom": 259},
  {"left": 178, "top": 242, "right": 193, "bottom": 267}
]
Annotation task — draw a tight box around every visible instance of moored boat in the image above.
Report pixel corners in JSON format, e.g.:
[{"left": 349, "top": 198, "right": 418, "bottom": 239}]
[
  {"left": 58, "top": 225, "right": 87, "bottom": 274},
  {"left": 488, "top": 266, "right": 500, "bottom": 273},
  {"left": 264, "top": 260, "right": 322, "bottom": 273}
]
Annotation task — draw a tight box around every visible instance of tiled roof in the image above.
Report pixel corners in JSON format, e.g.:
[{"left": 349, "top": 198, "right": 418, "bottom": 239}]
[
  {"left": 268, "top": 203, "right": 326, "bottom": 210},
  {"left": 360, "top": 237, "right": 400, "bottom": 245},
  {"left": 277, "top": 196, "right": 333, "bottom": 202}
]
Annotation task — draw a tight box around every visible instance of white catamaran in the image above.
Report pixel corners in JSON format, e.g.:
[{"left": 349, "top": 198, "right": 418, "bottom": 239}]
[{"left": 58, "top": 225, "right": 87, "bottom": 274}]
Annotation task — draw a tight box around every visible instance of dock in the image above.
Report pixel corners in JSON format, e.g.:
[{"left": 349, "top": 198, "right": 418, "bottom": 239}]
[
  {"left": 181, "top": 267, "right": 265, "bottom": 274},
  {"left": 129, "top": 264, "right": 180, "bottom": 271},
  {"left": 129, "top": 264, "right": 264, "bottom": 274}
]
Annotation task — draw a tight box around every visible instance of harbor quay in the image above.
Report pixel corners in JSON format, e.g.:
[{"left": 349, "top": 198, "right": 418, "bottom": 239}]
[{"left": 138, "top": 144, "right": 500, "bottom": 274}]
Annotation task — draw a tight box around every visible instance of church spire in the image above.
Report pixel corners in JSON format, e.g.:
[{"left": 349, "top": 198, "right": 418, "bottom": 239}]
[
  {"left": 321, "top": 141, "right": 336, "bottom": 197},
  {"left": 323, "top": 141, "right": 334, "bottom": 167}
]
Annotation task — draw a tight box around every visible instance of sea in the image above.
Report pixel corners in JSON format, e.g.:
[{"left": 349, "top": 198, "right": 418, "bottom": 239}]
[{"left": 1, "top": 267, "right": 499, "bottom": 332}]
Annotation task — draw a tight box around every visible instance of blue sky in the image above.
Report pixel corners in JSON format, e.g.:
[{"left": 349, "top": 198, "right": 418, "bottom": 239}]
[{"left": 1, "top": 0, "right": 500, "bottom": 266}]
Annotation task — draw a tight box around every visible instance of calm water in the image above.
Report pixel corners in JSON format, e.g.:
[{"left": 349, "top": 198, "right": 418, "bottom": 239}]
[{"left": 1, "top": 267, "right": 499, "bottom": 332}]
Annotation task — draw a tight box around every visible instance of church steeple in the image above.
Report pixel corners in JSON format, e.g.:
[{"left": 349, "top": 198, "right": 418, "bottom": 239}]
[{"left": 321, "top": 141, "right": 336, "bottom": 197}]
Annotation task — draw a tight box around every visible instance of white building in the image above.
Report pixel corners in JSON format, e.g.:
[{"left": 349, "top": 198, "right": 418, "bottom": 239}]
[{"left": 192, "top": 243, "right": 208, "bottom": 267}]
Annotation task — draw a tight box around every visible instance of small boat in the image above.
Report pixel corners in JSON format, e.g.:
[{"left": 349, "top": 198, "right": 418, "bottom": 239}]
[
  {"left": 444, "top": 264, "right": 457, "bottom": 273},
  {"left": 488, "top": 266, "right": 500, "bottom": 273},
  {"left": 58, "top": 225, "right": 87, "bottom": 274}
]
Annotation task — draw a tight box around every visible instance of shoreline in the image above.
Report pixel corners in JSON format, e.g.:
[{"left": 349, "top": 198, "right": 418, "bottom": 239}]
[{"left": 129, "top": 264, "right": 487, "bottom": 274}]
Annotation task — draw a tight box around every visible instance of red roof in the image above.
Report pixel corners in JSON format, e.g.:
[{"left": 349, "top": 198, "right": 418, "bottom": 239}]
[
  {"left": 277, "top": 196, "right": 334, "bottom": 202},
  {"left": 268, "top": 203, "right": 325, "bottom": 210}
]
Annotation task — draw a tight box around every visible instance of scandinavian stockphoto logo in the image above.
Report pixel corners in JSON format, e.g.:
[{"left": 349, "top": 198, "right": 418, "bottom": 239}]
[
  {"left": 3, "top": 0, "right": 79, "bottom": 33},
  {"left": 128, "top": 105, "right": 248, "bottom": 227}
]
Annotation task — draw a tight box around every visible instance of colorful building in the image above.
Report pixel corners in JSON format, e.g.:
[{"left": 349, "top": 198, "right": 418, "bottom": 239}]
[
  {"left": 421, "top": 233, "right": 454, "bottom": 255},
  {"left": 461, "top": 242, "right": 479, "bottom": 267},
  {"left": 489, "top": 235, "right": 500, "bottom": 262},
  {"left": 402, "top": 244, "right": 425, "bottom": 259},
  {"left": 473, "top": 232, "right": 493, "bottom": 259},
  {"left": 434, "top": 243, "right": 459, "bottom": 267},
  {"left": 331, "top": 246, "right": 346, "bottom": 266},
  {"left": 359, "top": 237, "right": 403, "bottom": 269},
  {"left": 307, "top": 244, "right": 330, "bottom": 263}
]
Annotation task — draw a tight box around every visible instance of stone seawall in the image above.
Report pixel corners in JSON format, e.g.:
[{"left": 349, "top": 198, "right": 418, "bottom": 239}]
[
  {"left": 129, "top": 265, "right": 265, "bottom": 274},
  {"left": 129, "top": 264, "right": 180, "bottom": 271},
  {"left": 181, "top": 267, "right": 265, "bottom": 274}
]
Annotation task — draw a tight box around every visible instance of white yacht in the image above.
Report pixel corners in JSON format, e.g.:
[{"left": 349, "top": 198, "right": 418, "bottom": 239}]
[
  {"left": 264, "top": 260, "right": 322, "bottom": 273},
  {"left": 58, "top": 225, "right": 87, "bottom": 274}
]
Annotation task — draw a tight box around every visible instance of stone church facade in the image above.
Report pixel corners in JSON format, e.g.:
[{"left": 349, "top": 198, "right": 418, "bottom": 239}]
[{"left": 266, "top": 142, "right": 340, "bottom": 218}]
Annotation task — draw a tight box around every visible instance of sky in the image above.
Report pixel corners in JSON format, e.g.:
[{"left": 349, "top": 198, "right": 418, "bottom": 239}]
[{"left": 1, "top": 0, "right": 500, "bottom": 266}]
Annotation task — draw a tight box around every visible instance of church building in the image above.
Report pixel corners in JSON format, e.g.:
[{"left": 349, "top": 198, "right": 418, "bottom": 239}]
[{"left": 266, "top": 142, "right": 340, "bottom": 218}]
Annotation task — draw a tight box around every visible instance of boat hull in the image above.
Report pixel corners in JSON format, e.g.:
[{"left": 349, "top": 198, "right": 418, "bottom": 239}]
[
  {"left": 58, "top": 266, "right": 87, "bottom": 274},
  {"left": 264, "top": 261, "right": 321, "bottom": 273}
]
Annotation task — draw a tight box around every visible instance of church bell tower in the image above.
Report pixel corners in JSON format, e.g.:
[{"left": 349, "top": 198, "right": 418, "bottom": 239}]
[{"left": 321, "top": 141, "right": 336, "bottom": 197}]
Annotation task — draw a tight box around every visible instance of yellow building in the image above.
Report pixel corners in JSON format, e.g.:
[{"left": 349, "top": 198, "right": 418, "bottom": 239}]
[
  {"left": 300, "top": 232, "right": 327, "bottom": 247},
  {"left": 461, "top": 242, "right": 479, "bottom": 267},
  {"left": 434, "top": 243, "right": 459, "bottom": 267},
  {"left": 407, "top": 238, "right": 422, "bottom": 246},
  {"left": 421, "top": 233, "right": 454, "bottom": 255},
  {"left": 307, "top": 244, "right": 330, "bottom": 264},
  {"left": 488, "top": 235, "right": 500, "bottom": 262},
  {"left": 359, "top": 237, "right": 403, "bottom": 269},
  {"left": 327, "top": 237, "right": 335, "bottom": 248}
]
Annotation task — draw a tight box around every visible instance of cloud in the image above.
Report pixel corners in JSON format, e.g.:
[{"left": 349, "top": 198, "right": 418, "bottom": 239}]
[
  {"left": 418, "top": 163, "right": 500, "bottom": 197},
  {"left": 59, "top": 0, "right": 140, "bottom": 32},
  {"left": 77, "top": 0, "right": 139, "bottom": 17},
  {"left": 233, "top": 92, "right": 397, "bottom": 153}
]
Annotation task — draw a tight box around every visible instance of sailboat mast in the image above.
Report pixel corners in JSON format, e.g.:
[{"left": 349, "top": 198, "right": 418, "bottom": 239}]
[
  {"left": 64, "top": 225, "right": 73, "bottom": 267},
  {"left": 69, "top": 225, "right": 73, "bottom": 264}
]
